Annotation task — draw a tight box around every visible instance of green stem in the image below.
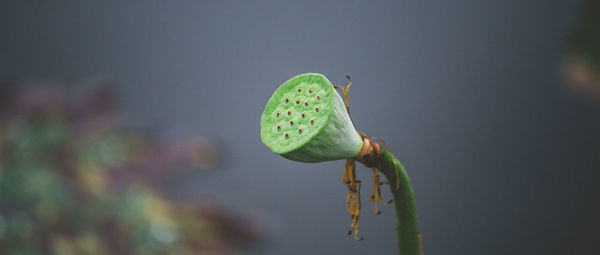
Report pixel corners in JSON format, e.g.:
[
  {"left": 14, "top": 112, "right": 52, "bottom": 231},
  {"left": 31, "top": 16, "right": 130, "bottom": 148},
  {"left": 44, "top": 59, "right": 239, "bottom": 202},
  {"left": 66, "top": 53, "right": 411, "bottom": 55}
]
[{"left": 378, "top": 147, "right": 422, "bottom": 255}]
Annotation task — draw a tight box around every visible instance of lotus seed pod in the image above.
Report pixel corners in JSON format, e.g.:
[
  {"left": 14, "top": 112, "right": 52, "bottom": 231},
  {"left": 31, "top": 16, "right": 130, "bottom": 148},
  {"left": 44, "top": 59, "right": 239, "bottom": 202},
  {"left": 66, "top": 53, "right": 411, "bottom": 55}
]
[{"left": 260, "top": 73, "right": 363, "bottom": 162}]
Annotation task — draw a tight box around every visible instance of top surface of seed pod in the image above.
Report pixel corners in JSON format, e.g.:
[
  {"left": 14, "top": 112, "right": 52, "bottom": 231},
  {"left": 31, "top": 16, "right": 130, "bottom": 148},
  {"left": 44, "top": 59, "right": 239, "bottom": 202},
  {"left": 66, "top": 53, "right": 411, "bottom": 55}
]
[{"left": 260, "top": 73, "right": 333, "bottom": 154}]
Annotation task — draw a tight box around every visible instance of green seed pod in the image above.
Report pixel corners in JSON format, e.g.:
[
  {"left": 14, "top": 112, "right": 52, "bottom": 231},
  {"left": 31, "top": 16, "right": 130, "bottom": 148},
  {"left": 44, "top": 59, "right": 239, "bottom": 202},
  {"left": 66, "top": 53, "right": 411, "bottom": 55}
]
[{"left": 260, "top": 73, "right": 363, "bottom": 162}]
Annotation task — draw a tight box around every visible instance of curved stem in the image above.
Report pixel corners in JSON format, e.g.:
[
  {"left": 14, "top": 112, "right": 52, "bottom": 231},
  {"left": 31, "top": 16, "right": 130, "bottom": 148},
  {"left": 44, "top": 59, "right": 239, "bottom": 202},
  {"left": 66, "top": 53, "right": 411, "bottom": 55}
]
[{"left": 377, "top": 147, "right": 422, "bottom": 255}]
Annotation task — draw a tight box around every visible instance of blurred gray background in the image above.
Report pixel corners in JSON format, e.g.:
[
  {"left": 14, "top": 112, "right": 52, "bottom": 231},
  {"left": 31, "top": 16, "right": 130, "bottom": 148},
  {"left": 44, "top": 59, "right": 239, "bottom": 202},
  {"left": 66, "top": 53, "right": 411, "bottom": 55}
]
[{"left": 2, "top": 0, "right": 599, "bottom": 254}]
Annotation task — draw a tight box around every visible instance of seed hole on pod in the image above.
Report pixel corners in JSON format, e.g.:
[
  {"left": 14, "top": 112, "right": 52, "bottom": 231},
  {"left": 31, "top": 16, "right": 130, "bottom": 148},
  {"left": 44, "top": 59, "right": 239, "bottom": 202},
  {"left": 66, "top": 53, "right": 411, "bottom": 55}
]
[
  {"left": 315, "top": 107, "right": 319, "bottom": 112},
  {"left": 285, "top": 98, "right": 289, "bottom": 103},
  {"left": 296, "top": 100, "right": 300, "bottom": 104},
  {"left": 287, "top": 111, "right": 291, "bottom": 115},
  {"left": 316, "top": 96, "right": 320, "bottom": 100},
  {"left": 290, "top": 121, "right": 294, "bottom": 126},
  {"left": 276, "top": 112, "right": 280, "bottom": 117},
  {"left": 309, "top": 89, "right": 313, "bottom": 93},
  {"left": 285, "top": 133, "right": 289, "bottom": 138},
  {"left": 298, "top": 129, "right": 303, "bottom": 133},
  {"left": 301, "top": 113, "right": 305, "bottom": 118},
  {"left": 298, "top": 88, "right": 302, "bottom": 92},
  {"left": 304, "top": 102, "right": 308, "bottom": 106},
  {"left": 277, "top": 125, "right": 281, "bottom": 131},
  {"left": 310, "top": 120, "right": 314, "bottom": 125}
]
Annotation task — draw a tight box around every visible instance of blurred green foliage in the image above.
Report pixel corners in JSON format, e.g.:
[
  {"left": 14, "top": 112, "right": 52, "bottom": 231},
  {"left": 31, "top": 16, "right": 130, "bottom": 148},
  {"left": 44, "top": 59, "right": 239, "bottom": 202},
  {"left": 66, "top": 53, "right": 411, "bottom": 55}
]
[
  {"left": 570, "top": 0, "right": 600, "bottom": 69},
  {"left": 0, "top": 85, "right": 260, "bottom": 255}
]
